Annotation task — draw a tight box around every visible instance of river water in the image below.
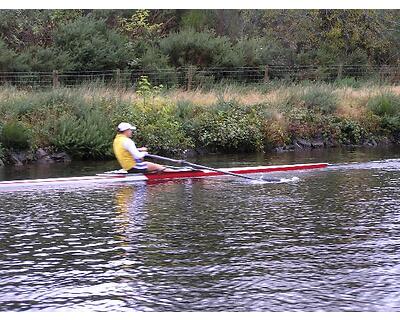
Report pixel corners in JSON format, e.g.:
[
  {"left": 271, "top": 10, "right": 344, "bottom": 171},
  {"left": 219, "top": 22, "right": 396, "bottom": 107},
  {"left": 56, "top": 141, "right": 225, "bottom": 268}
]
[{"left": 0, "top": 147, "right": 399, "bottom": 311}]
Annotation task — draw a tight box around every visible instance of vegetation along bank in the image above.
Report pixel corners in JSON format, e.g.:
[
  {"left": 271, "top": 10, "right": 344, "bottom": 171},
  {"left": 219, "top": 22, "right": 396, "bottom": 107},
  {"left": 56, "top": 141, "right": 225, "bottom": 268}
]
[{"left": 0, "top": 80, "right": 400, "bottom": 166}]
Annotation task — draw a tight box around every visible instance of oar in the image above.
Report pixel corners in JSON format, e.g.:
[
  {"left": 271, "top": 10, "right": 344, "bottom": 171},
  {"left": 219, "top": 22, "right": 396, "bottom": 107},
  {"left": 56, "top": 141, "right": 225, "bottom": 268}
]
[{"left": 146, "top": 154, "right": 280, "bottom": 182}]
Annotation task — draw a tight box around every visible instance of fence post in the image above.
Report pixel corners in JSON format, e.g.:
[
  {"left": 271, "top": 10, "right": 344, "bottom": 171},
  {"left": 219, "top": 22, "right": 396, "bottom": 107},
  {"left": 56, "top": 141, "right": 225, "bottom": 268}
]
[
  {"left": 264, "top": 65, "right": 269, "bottom": 83},
  {"left": 115, "top": 69, "right": 121, "bottom": 88},
  {"left": 52, "top": 70, "right": 59, "bottom": 88},
  {"left": 337, "top": 64, "right": 343, "bottom": 80},
  {"left": 187, "top": 66, "right": 195, "bottom": 91}
]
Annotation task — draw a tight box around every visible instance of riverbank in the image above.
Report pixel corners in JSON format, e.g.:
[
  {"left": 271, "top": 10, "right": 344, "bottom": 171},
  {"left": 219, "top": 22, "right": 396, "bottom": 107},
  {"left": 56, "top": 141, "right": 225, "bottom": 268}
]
[{"left": 1, "top": 81, "right": 399, "bottom": 166}]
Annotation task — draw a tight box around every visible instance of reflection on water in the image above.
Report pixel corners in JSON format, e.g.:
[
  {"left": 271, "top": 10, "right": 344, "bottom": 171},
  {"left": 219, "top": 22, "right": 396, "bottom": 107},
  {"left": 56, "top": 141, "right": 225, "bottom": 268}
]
[{"left": 0, "top": 147, "right": 399, "bottom": 311}]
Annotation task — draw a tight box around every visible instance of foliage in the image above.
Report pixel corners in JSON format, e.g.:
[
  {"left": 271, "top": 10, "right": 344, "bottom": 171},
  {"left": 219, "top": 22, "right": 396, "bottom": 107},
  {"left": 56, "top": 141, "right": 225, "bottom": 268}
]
[
  {"left": 281, "top": 84, "right": 338, "bottom": 114},
  {"left": 331, "top": 118, "right": 367, "bottom": 144},
  {"left": 0, "top": 39, "right": 21, "bottom": 72},
  {"left": 301, "top": 85, "right": 338, "bottom": 114},
  {"left": 0, "top": 142, "right": 4, "bottom": 162},
  {"left": 180, "top": 10, "right": 215, "bottom": 32},
  {"left": 53, "top": 17, "right": 133, "bottom": 70},
  {"left": 159, "top": 29, "right": 233, "bottom": 68},
  {"left": 315, "top": 10, "right": 392, "bottom": 65},
  {"left": 367, "top": 92, "right": 400, "bottom": 117},
  {"left": 136, "top": 103, "right": 194, "bottom": 155},
  {"left": 286, "top": 107, "right": 323, "bottom": 139},
  {"left": 50, "top": 111, "right": 114, "bottom": 159},
  {"left": 135, "top": 76, "right": 163, "bottom": 103},
  {"left": 17, "top": 46, "right": 74, "bottom": 72},
  {"left": 182, "top": 102, "right": 265, "bottom": 152},
  {"left": 0, "top": 10, "right": 55, "bottom": 51},
  {"left": 0, "top": 9, "right": 399, "bottom": 73},
  {"left": 0, "top": 121, "right": 31, "bottom": 150},
  {"left": 118, "top": 9, "right": 163, "bottom": 39},
  {"left": 139, "top": 45, "right": 171, "bottom": 71},
  {"left": 334, "top": 77, "right": 360, "bottom": 88},
  {"left": 381, "top": 115, "right": 400, "bottom": 136},
  {"left": 231, "top": 38, "right": 292, "bottom": 67},
  {"left": 0, "top": 82, "right": 399, "bottom": 161},
  {"left": 366, "top": 92, "right": 400, "bottom": 138}
]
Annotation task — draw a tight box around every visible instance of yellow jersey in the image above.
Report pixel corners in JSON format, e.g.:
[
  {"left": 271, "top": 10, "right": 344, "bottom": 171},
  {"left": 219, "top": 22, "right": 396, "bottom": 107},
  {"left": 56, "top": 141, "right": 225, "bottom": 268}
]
[{"left": 113, "top": 134, "right": 137, "bottom": 170}]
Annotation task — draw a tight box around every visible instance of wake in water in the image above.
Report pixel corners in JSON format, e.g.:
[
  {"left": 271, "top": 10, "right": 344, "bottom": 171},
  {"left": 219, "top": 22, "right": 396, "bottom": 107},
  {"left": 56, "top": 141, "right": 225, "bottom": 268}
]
[
  {"left": 329, "top": 158, "right": 400, "bottom": 172},
  {"left": 249, "top": 176, "right": 300, "bottom": 184},
  {"left": 248, "top": 158, "right": 400, "bottom": 184}
]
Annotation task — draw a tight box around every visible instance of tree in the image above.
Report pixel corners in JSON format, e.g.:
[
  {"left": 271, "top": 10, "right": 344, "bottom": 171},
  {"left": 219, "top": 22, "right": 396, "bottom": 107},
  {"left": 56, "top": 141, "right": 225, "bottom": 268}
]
[
  {"left": 0, "top": 10, "right": 57, "bottom": 51},
  {"left": 53, "top": 17, "right": 133, "bottom": 70},
  {"left": 0, "top": 39, "right": 17, "bottom": 71},
  {"left": 315, "top": 10, "right": 392, "bottom": 65},
  {"left": 159, "top": 29, "right": 233, "bottom": 68}
]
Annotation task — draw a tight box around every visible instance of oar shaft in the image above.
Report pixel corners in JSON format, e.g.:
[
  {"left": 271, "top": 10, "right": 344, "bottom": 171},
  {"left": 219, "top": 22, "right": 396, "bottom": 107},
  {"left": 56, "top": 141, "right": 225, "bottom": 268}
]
[
  {"left": 146, "top": 154, "right": 184, "bottom": 164},
  {"left": 146, "top": 154, "right": 259, "bottom": 181},
  {"left": 182, "top": 161, "right": 255, "bottom": 180}
]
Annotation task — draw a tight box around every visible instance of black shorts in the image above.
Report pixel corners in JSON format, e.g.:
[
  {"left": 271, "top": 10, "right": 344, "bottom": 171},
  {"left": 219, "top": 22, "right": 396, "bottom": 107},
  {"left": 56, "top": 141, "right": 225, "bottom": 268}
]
[{"left": 127, "top": 167, "right": 148, "bottom": 174}]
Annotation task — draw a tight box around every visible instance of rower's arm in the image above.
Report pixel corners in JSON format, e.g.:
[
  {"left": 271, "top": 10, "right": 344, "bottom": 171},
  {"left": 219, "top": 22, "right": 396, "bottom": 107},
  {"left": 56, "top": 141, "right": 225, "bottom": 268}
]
[{"left": 123, "top": 139, "right": 147, "bottom": 159}]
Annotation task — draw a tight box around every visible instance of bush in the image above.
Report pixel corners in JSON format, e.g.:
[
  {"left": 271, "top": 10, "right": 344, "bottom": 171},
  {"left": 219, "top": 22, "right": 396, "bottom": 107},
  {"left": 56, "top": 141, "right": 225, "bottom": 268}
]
[
  {"left": 53, "top": 17, "right": 133, "bottom": 70},
  {"left": 286, "top": 107, "right": 323, "bottom": 139},
  {"left": 334, "top": 77, "right": 360, "bottom": 88},
  {"left": 231, "top": 37, "right": 291, "bottom": 67},
  {"left": 367, "top": 92, "right": 400, "bottom": 138},
  {"left": 17, "top": 46, "right": 74, "bottom": 72},
  {"left": 381, "top": 115, "right": 400, "bottom": 135},
  {"left": 367, "top": 92, "right": 400, "bottom": 117},
  {"left": 159, "top": 29, "right": 233, "bottom": 68},
  {"left": 0, "top": 142, "right": 4, "bottom": 162},
  {"left": 301, "top": 85, "right": 338, "bottom": 114},
  {"left": 0, "top": 121, "right": 31, "bottom": 150},
  {"left": 280, "top": 84, "right": 338, "bottom": 115},
  {"left": 120, "top": 102, "right": 194, "bottom": 155},
  {"left": 336, "top": 118, "right": 366, "bottom": 144},
  {"left": 184, "top": 102, "right": 264, "bottom": 152},
  {"left": 50, "top": 111, "right": 114, "bottom": 159}
]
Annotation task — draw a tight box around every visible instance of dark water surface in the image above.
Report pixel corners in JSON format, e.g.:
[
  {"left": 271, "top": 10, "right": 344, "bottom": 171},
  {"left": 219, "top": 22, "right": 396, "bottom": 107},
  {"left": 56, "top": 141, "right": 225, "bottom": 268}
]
[{"left": 0, "top": 147, "right": 399, "bottom": 311}]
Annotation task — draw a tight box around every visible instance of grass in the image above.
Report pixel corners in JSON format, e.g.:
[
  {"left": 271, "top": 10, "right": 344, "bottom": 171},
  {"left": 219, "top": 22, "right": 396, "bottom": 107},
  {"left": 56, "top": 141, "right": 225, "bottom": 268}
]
[{"left": 0, "top": 80, "right": 399, "bottom": 162}]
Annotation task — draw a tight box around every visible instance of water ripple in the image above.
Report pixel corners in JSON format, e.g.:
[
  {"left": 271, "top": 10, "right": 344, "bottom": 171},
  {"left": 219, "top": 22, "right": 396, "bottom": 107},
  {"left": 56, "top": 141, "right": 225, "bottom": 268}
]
[{"left": 0, "top": 157, "right": 400, "bottom": 311}]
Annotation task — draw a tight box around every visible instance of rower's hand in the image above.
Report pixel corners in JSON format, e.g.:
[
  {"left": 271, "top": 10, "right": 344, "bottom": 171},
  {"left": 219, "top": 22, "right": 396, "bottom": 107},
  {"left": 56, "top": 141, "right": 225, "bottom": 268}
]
[{"left": 138, "top": 147, "right": 148, "bottom": 152}]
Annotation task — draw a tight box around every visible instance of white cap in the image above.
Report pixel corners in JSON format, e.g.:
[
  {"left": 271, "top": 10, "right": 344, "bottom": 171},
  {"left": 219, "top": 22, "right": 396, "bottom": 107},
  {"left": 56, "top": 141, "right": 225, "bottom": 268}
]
[{"left": 117, "top": 122, "right": 136, "bottom": 132}]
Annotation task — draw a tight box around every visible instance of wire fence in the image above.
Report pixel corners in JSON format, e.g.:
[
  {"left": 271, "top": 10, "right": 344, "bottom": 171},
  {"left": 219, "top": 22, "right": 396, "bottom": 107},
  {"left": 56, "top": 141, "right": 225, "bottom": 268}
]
[{"left": 1, "top": 65, "right": 400, "bottom": 90}]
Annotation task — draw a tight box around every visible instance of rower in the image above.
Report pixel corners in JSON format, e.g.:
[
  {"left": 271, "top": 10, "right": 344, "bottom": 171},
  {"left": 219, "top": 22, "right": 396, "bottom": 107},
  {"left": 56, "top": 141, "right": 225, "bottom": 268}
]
[{"left": 113, "top": 122, "right": 165, "bottom": 173}]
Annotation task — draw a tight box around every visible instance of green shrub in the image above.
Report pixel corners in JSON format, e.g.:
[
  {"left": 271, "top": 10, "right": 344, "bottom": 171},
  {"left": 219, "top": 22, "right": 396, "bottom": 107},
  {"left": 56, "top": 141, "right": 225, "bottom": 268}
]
[
  {"left": 286, "top": 108, "right": 323, "bottom": 139},
  {"left": 127, "top": 102, "right": 194, "bottom": 155},
  {"left": 280, "top": 84, "right": 338, "bottom": 114},
  {"left": 0, "top": 39, "right": 19, "bottom": 71},
  {"left": 301, "top": 86, "right": 338, "bottom": 114},
  {"left": 381, "top": 115, "right": 400, "bottom": 134},
  {"left": 0, "top": 121, "right": 31, "bottom": 150},
  {"left": 17, "top": 46, "right": 74, "bottom": 72},
  {"left": 321, "top": 116, "right": 369, "bottom": 145},
  {"left": 367, "top": 92, "right": 400, "bottom": 117},
  {"left": 53, "top": 17, "right": 133, "bottom": 70},
  {"left": 334, "top": 77, "right": 360, "bottom": 88},
  {"left": 185, "top": 102, "right": 264, "bottom": 152},
  {"left": 0, "top": 142, "right": 4, "bottom": 162},
  {"left": 159, "top": 29, "right": 233, "bottom": 68},
  {"left": 336, "top": 119, "right": 366, "bottom": 144},
  {"left": 231, "top": 37, "right": 291, "bottom": 67},
  {"left": 50, "top": 111, "right": 114, "bottom": 159},
  {"left": 366, "top": 92, "right": 400, "bottom": 137}
]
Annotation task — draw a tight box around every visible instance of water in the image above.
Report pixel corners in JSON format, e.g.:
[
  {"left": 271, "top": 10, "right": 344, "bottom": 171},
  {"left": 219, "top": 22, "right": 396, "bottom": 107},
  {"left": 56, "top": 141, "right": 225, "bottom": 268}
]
[{"left": 0, "top": 147, "right": 399, "bottom": 311}]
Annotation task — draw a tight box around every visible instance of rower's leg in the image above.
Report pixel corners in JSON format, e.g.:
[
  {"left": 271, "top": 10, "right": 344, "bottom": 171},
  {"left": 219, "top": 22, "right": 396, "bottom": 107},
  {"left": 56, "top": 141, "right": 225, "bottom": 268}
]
[{"left": 145, "top": 162, "right": 166, "bottom": 173}]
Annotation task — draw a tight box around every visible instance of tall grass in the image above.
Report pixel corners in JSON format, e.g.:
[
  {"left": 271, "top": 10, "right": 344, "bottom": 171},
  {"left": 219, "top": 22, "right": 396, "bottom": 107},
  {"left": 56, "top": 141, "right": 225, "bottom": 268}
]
[{"left": 0, "top": 80, "right": 399, "bottom": 163}]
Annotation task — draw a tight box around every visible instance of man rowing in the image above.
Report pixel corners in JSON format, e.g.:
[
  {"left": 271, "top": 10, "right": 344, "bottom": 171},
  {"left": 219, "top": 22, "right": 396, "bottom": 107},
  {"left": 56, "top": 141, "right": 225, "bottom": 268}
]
[{"left": 113, "top": 122, "right": 165, "bottom": 173}]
